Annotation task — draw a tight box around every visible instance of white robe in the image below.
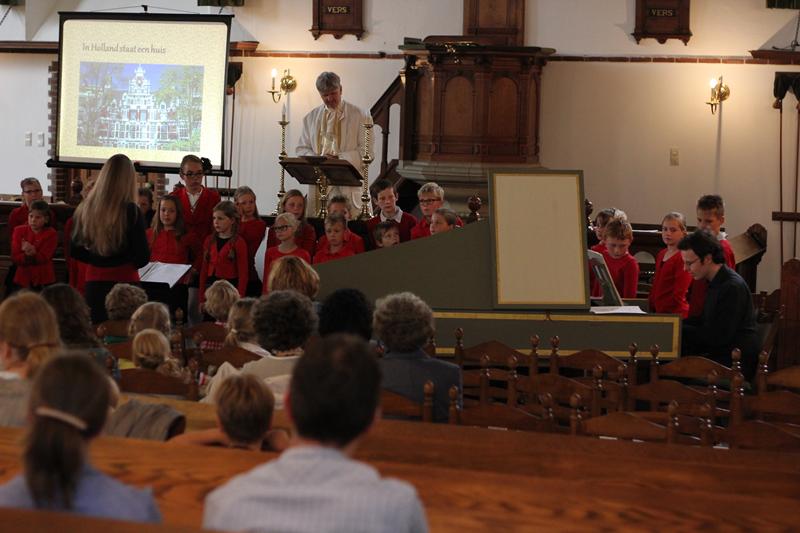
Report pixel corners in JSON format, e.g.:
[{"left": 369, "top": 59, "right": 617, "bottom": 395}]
[{"left": 296, "top": 100, "right": 367, "bottom": 215}]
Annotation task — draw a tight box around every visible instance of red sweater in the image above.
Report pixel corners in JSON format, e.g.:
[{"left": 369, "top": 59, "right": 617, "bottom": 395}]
[
  {"left": 648, "top": 248, "right": 692, "bottom": 317},
  {"left": 11, "top": 225, "right": 57, "bottom": 287},
  {"left": 366, "top": 211, "right": 417, "bottom": 245},
  {"left": 316, "top": 229, "right": 365, "bottom": 255},
  {"left": 266, "top": 222, "right": 316, "bottom": 257},
  {"left": 262, "top": 246, "right": 312, "bottom": 293},
  {"left": 173, "top": 187, "right": 221, "bottom": 245},
  {"left": 313, "top": 246, "right": 355, "bottom": 265},
  {"left": 239, "top": 218, "right": 267, "bottom": 281},
  {"left": 603, "top": 251, "right": 640, "bottom": 299},
  {"left": 147, "top": 228, "right": 202, "bottom": 273},
  {"left": 8, "top": 204, "right": 57, "bottom": 233},
  {"left": 687, "top": 238, "right": 736, "bottom": 318},
  {"left": 410, "top": 215, "right": 464, "bottom": 240},
  {"left": 199, "top": 235, "right": 248, "bottom": 301}
]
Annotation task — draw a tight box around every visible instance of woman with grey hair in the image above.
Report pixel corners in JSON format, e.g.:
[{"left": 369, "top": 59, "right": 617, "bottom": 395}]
[
  {"left": 296, "top": 71, "right": 367, "bottom": 214},
  {"left": 373, "top": 292, "right": 461, "bottom": 422}
]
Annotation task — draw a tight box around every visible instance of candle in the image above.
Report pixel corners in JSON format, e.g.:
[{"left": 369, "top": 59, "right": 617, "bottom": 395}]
[
  {"left": 282, "top": 103, "right": 287, "bottom": 122},
  {"left": 271, "top": 68, "right": 277, "bottom": 91},
  {"left": 365, "top": 114, "right": 373, "bottom": 126}
]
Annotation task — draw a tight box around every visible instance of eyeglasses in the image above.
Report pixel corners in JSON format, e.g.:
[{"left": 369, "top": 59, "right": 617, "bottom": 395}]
[
  {"left": 181, "top": 171, "right": 204, "bottom": 178},
  {"left": 23, "top": 189, "right": 42, "bottom": 194},
  {"left": 418, "top": 198, "right": 441, "bottom": 205},
  {"left": 273, "top": 225, "right": 292, "bottom": 232}
]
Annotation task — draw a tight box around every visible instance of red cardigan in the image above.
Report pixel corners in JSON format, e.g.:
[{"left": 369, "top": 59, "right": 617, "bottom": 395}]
[
  {"left": 313, "top": 246, "right": 355, "bottom": 265},
  {"left": 147, "top": 228, "right": 201, "bottom": 272},
  {"left": 687, "top": 239, "right": 736, "bottom": 318},
  {"left": 648, "top": 248, "right": 692, "bottom": 317},
  {"left": 366, "top": 211, "right": 417, "bottom": 245},
  {"left": 603, "top": 251, "right": 640, "bottom": 299},
  {"left": 174, "top": 187, "right": 221, "bottom": 244},
  {"left": 410, "top": 215, "right": 464, "bottom": 240},
  {"left": 266, "top": 222, "right": 316, "bottom": 257},
  {"left": 262, "top": 247, "right": 311, "bottom": 293},
  {"left": 11, "top": 225, "right": 57, "bottom": 287},
  {"left": 316, "top": 229, "right": 365, "bottom": 255},
  {"left": 199, "top": 235, "right": 248, "bottom": 301},
  {"left": 239, "top": 218, "right": 267, "bottom": 281}
]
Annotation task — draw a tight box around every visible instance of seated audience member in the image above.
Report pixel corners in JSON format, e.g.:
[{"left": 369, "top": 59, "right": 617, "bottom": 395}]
[
  {"left": 316, "top": 195, "right": 365, "bottom": 254},
  {"left": 366, "top": 179, "right": 417, "bottom": 245},
  {"left": 648, "top": 212, "right": 692, "bottom": 317},
  {"left": 590, "top": 207, "right": 623, "bottom": 253},
  {"left": 0, "top": 353, "right": 161, "bottom": 523},
  {"left": 202, "top": 290, "right": 317, "bottom": 404},
  {"left": 318, "top": 288, "right": 373, "bottom": 341},
  {"left": 131, "top": 329, "right": 192, "bottom": 383},
  {"left": 137, "top": 187, "right": 155, "bottom": 227},
  {"left": 265, "top": 189, "right": 317, "bottom": 256},
  {"left": 0, "top": 293, "right": 61, "bottom": 428},
  {"left": 105, "top": 283, "right": 148, "bottom": 322},
  {"left": 373, "top": 221, "right": 400, "bottom": 249},
  {"left": 679, "top": 230, "right": 759, "bottom": 379},
  {"left": 223, "top": 297, "right": 270, "bottom": 357},
  {"left": 373, "top": 292, "right": 461, "bottom": 423},
  {"left": 170, "top": 374, "right": 288, "bottom": 452},
  {"left": 201, "top": 279, "right": 240, "bottom": 350},
  {"left": 11, "top": 200, "right": 57, "bottom": 292},
  {"left": 598, "top": 217, "right": 639, "bottom": 299},
  {"left": 41, "top": 284, "right": 115, "bottom": 375},
  {"left": 263, "top": 212, "right": 312, "bottom": 293},
  {"left": 687, "top": 194, "right": 737, "bottom": 318},
  {"left": 266, "top": 256, "right": 320, "bottom": 303},
  {"left": 313, "top": 213, "right": 356, "bottom": 265},
  {"left": 411, "top": 182, "right": 463, "bottom": 240},
  {"left": 429, "top": 208, "right": 458, "bottom": 236},
  {"left": 128, "top": 301, "right": 172, "bottom": 338},
  {"left": 203, "top": 334, "right": 428, "bottom": 533}
]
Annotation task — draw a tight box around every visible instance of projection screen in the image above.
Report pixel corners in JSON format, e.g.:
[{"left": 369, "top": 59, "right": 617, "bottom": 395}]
[{"left": 56, "top": 12, "right": 231, "bottom": 170}]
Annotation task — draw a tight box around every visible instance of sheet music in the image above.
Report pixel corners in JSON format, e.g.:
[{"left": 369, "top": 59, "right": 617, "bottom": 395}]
[
  {"left": 138, "top": 262, "right": 191, "bottom": 288},
  {"left": 589, "top": 306, "right": 646, "bottom": 315}
]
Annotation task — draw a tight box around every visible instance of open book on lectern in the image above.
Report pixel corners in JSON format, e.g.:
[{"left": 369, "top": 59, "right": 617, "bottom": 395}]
[{"left": 587, "top": 249, "right": 624, "bottom": 308}]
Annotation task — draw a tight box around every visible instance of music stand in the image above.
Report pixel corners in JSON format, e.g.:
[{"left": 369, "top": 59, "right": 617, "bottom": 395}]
[{"left": 280, "top": 156, "right": 363, "bottom": 218}]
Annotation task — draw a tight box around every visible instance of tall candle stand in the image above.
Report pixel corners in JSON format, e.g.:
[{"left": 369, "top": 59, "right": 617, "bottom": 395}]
[
  {"left": 273, "top": 116, "right": 289, "bottom": 215},
  {"left": 358, "top": 117, "right": 374, "bottom": 220}
]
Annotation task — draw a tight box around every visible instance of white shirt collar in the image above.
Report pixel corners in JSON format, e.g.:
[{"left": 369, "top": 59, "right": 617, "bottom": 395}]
[{"left": 380, "top": 206, "right": 403, "bottom": 224}]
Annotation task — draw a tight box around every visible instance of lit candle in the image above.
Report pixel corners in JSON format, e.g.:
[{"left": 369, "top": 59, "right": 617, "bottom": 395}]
[
  {"left": 365, "top": 114, "right": 373, "bottom": 126},
  {"left": 282, "top": 103, "right": 287, "bottom": 122},
  {"left": 271, "top": 68, "right": 277, "bottom": 91}
]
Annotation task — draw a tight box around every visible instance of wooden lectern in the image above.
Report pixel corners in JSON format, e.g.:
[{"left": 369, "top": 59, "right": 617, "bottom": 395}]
[{"left": 280, "top": 156, "right": 363, "bottom": 218}]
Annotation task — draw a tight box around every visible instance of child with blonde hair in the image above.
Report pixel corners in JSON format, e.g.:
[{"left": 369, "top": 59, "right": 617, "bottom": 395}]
[
  {"left": 649, "top": 212, "right": 692, "bottom": 317},
  {"left": 199, "top": 200, "right": 248, "bottom": 304},
  {"left": 234, "top": 186, "right": 267, "bottom": 297},
  {"left": 262, "top": 212, "right": 311, "bottom": 293},
  {"left": 132, "top": 329, "right": 191, "bottom": 383},
  {"left": 201, "top": 279, "right": 239, "bottom": 351},
  {"left": 224, "top": 298, "right": 269, "bottom": 357}
]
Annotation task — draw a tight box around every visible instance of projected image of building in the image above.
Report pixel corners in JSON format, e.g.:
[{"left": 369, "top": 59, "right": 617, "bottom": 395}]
[{"left": 77, "top": 63, "right": 204, "bottom": 151}]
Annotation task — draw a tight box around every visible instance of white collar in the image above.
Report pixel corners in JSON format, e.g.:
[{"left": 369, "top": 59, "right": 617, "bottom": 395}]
[{"left": 380, "top": 207, "right": 403, "bottom": 224}]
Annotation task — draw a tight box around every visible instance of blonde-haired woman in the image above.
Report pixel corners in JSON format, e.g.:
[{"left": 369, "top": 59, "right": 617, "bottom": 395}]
[
  {"left": 0, "top": 292, "right": 61, "bottom": 427},
  {"left": 71, "top": 154, "right": 150, "bottom": 323}
]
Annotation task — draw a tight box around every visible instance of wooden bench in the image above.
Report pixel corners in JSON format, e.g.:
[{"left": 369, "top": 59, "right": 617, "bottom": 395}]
[{"left": 0, "top": 507, "right": 204, "bottom": 533}]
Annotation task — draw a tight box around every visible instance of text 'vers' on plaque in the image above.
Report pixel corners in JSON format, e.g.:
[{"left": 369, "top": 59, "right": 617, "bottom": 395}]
[
  {"left": 633, "top": 0, "right": 692, "bottom": 45},
  {"left": 311, "top": 0, "right": 364, "bottom": 40}
]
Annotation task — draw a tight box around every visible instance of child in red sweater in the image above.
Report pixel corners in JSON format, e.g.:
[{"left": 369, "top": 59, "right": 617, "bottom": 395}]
[
  {"left": 234, "top": 186, "right": 267, "bottom": 296},
  {"left": 11, "top": 200, "right": 57, "bottom": 291},
  {"left": 147, "top": 195, "right": 201, "bottom": 316},
  {"left": 263, "top": 212, "right": 312, "bottom": 293},
  {"left": 373, "top": 221, "right": 400, "bottom": 249},
  {"left": 590, "top": 207, "right": 623, "bottom": 254},
  {"left": 315, "top": 195, "right": 365, "bottom": 255},
  {"left": 313, "top": 213, "right": 355, "bottom": 265},
  {"left": 173, "top": 155, "right": 221, "bottom": 245},
  {"left": 649, "top": 212, "right": 692, "bottom": 317},
  {"left": 199, "top": 201, "right": 248, "bottom": 304},
  {"left": 687, "top": 194, "right": 736, "bottom": 318},
  {"left": 265, "top": 190, "right": 316, "bottom": 256},
  {"left": 600, "top": 217, "right": 639, "bottom": 299},
  {"left": 366, "top": 179, "right": 417, "bottom": 246}
]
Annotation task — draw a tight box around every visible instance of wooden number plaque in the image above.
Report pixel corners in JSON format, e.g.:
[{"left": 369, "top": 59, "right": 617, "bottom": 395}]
[
  {"left": 632, "top": 0, "right": 692, "bottom": 45},
  {"left": 310, "top": 0, "right": 364, "bottom": 40}
]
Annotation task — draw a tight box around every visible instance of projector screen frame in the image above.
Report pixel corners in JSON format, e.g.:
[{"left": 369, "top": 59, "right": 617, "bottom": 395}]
[{"left": 49, "top": 11, "right": 233, "bottom": 176}]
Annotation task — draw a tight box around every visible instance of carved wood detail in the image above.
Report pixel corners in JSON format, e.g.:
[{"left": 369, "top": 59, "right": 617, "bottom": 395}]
[{"left": 463, "top": 0, "right": 525, "bottom": 46}]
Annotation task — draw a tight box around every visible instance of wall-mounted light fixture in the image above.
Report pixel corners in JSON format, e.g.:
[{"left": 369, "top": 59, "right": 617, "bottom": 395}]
[
  {"left": 706, "top": 76, "right": 730, "bottom": 115},
  {"left": 268, "top": 68, "right": 297, "bottom": 103}
]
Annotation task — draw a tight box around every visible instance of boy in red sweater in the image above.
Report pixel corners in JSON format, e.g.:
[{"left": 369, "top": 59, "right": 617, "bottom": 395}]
[
  {"left": 373, "top": 221, "right": 400, "bottom": 249},
  {"left": 315, "top": 195, "right": 364, "bottom": 255},
  {"left": 410, "top": 182, "right": 463, "bottom": 240},
  {"left": 366, "top": 179, "right": 416, "bottom": 246},
  {"left": 313, "top": 213, "right": 355, "bottom": 265},
  {"left": 11, "top": 200, "right": 57, "bottom": 291},
  {"left": 600, "top": 217, "right": 639, "bottom": 299},
  {"left": 173, "top": 155, "right": 221, "bottom": 245},
  {"left": 687, "top": 194, "right": 736, "bottom": 318}
]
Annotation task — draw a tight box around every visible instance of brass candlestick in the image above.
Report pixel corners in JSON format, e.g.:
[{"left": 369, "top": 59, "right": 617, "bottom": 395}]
[
  {"left": 358, "top": 117, "right": 374, "bottom": 220},
  {"left": 315, "top": 165, "right": 329, "bottom": 219},
  {"left": 273, "top": 118, "right": 289, "bottom": 215}
]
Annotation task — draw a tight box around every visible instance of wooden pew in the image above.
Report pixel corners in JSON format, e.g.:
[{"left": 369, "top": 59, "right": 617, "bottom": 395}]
[
  {"left": 0, "top": 425, "right": 798, "bottom": 530},
  {"left": 0, "top": 507, "right": 204, "bottom": 533}
]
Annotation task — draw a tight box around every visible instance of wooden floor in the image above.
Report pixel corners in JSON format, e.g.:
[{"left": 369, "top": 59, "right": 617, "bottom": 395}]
[{"left": 0, "top": 397, "right": 798, "bottom": 531}]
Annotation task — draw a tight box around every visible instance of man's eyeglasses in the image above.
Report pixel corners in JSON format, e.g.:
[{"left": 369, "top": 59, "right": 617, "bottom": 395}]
[
  {"left": 23, "top": 189, "right": 42, "bottom": 194},
  {"left": 273, "top": 225, "right": 292, "bottom": 232},
  {"left": 181, "top": 171, "right": 204, "bottom": 178},
  {"left": 418, "top": 198, "right": 441, "bottom": 205}
]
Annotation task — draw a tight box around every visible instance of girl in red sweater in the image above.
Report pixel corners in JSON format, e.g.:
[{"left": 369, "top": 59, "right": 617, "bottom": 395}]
[
  {"left": 11, "top": 200, "right": 57, "bottom": 291},
  {"left": 648, "top": 212, "right": 692, "bottom": 317},
  {"left": 234, "top": 186, "right": 267, "bottom": 297},
  {"left": 147, "top": 195, "right": 201, "bottom": 317},
  {"left": 263, "top": 212, "right": 311, "bottom": 294},
  {"left": 199, "top": 201, "right": 248, "bottom": 305},
  {"left": 265, "top": 189, "right": 316, "bottom": 256}
]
